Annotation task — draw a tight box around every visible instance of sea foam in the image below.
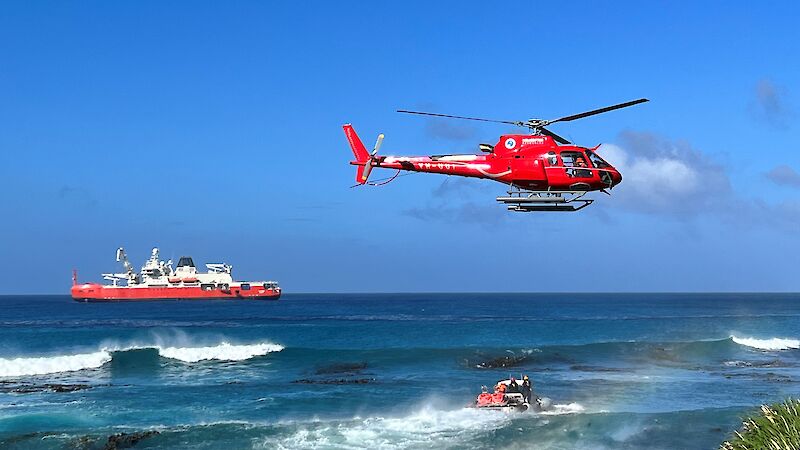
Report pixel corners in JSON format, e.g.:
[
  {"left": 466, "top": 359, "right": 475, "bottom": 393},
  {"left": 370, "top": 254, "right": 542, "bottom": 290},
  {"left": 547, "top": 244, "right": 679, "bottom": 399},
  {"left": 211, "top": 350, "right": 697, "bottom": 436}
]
[
  {"left": 731, "top": 335, "right": 800, "bottom": 351},
  {"left": 540, "top": 402, "right": 586, "bottom": 415},
  {"left": 0, "top": 341, "right": 284, "bottom": 377},
  {"left": 257, "top": 405, "right": 513, "bottom": 450},
  {"left": 256, "top": 402, "right": 589, "bottom": 449}
]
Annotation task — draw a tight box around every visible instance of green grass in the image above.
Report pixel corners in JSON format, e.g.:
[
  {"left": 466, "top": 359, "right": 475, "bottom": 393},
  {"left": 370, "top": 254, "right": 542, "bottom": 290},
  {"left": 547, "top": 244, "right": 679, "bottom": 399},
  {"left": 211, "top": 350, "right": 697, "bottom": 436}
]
[{"left": 721, "top": 399, "right": 800, "bottom": 450}]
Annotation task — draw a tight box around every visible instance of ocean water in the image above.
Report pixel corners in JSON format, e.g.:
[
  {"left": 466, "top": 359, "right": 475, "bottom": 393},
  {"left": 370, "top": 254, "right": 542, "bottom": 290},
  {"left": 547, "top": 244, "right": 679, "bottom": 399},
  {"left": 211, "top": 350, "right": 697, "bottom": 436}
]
[{"left": 1, "top": 294, "right": 799, "bottom": 449}]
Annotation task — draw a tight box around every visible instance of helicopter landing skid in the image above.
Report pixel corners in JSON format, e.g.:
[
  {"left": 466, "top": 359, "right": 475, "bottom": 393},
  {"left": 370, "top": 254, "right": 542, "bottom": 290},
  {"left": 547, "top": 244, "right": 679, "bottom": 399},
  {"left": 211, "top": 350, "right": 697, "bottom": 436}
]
[{"left": 496, "top": 189, "right": 593, "bottom": 212}]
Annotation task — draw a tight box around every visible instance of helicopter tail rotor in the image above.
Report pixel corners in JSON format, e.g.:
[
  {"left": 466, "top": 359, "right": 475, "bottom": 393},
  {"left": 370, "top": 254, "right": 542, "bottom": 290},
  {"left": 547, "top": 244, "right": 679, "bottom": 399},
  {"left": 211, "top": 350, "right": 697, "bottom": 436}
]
[{"left": 360, "top": 133, "right": 384, "bottom": 184}]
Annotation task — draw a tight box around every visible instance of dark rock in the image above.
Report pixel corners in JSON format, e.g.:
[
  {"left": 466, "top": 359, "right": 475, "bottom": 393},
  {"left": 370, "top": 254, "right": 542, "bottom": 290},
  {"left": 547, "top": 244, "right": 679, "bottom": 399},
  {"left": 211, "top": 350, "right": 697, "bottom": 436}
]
[
  {"left": 474, "top": 354, "right": 529, "bottom": 369},
  {"left": 0, "top": 432, "right": 42, "bottom": 447},
  {"left": 723, "top": 359, "right": 788, "bottom": 368},
  {"left": 68, "top": 434, "right": 98, "bottom": 449},
  {"left": 1, "top": 382, "right": 94, "bottom": 394},
  {"left": 50, "top": 383, "right": 92, "bottom": 393},
  {"left": 103, "top": 431, "right": 160, "bottom": 450},
  {"left": 293, "top": 378, "right": 375, "bottom": 385},
  {"left": 314, "top": 362, "right": 367, "bottom": 375},
  {"left": 716, "top": 372, "right": 794, "bottom": 382}
]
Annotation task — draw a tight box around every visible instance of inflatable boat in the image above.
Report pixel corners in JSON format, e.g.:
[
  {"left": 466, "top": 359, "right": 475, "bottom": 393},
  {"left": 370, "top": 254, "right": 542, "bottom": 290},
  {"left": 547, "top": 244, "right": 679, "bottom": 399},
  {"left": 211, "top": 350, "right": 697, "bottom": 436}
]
[{"left": 474, "top": 378, "right": 551, "bottom": 412}]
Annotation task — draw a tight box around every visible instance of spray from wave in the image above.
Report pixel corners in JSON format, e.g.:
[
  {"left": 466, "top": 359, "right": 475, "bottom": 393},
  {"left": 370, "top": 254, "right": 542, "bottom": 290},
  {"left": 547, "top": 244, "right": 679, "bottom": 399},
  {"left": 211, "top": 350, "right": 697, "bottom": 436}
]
[
  {"left": 257, "top": 405, "right": 511, "bottom": 449},
  {"left": 730, "top": 335, "right": 800, "bottom": 351},
  {"left": 255, "top": 402, "right": 587, "bottom": 449},
  {"left": 540, "top": 402, "right": 586, "bottom": 415},
  {"left": 0, "top": 341, "right": 284, "bottom": 377}
]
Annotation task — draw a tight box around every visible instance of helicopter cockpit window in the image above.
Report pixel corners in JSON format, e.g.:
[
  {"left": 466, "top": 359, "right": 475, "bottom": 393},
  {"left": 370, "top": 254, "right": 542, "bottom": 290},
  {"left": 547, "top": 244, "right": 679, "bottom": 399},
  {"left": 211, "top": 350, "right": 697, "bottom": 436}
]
[
  {"left": 586, "top": 150, "right": 611, "bottom": 168},
  {"left": 546, "top": 152, "right": 558, "bottom": 166}
]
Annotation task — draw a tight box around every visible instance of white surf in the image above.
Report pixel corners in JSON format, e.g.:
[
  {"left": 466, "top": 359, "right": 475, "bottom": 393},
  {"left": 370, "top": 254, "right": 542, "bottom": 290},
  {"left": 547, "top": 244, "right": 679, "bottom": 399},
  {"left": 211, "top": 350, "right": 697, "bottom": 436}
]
[
  {"left": 0, "top": 350, "right": 112, "bottom": 377},
  {"left": 731, "top": 335, "right": 800, "bottom": 351},
  {"left": 156, "top": 342, "right": 284, "bottom": 362},
  {"left": 256, "top": 401, "right": 588, "bottom": 449},
  {"left": 0, "top": 341, "right": 284, "bottom": 376}
]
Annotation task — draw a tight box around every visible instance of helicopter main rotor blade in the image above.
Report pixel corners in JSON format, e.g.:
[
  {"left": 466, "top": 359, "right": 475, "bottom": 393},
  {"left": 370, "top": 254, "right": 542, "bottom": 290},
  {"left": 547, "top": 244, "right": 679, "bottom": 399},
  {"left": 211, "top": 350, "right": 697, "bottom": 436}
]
[
  {"left": 397, "top": 110, "right": 521, "bottom": 126},
  {"left": 540, "top": 127, "right": 571, "bottom": 145},
  {"left": 546, "top": 98, "right": 649, "bottom": 125}
]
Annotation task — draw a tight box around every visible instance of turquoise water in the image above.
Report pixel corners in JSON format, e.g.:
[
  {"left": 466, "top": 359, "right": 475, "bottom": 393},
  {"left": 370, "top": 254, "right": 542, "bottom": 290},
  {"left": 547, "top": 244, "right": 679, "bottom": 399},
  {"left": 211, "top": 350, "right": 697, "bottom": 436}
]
[{"left": 1, "top": 294, "right": 799, "bottom": 449}]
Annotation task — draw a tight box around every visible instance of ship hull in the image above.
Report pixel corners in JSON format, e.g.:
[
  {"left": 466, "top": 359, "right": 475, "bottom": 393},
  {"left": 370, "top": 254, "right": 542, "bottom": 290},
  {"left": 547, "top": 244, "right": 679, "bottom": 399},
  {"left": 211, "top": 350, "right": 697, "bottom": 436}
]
[{"left": 71, "top": 284, "right": 281, "bottom": 302}]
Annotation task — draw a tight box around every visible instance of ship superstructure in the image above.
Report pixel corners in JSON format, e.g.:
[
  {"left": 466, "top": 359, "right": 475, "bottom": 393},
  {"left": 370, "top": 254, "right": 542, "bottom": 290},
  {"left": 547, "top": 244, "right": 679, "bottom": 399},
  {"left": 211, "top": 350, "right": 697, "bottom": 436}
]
[{"left": 72, "top": 247, "right": 281, "bottom": 302}]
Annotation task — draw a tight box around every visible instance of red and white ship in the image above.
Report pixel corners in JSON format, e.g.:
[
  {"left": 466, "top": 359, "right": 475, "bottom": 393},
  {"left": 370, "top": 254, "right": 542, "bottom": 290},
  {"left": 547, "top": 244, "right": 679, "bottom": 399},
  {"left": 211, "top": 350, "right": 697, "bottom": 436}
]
[{"left": 71, "top": 247, "right": 281, "bottom": 302}]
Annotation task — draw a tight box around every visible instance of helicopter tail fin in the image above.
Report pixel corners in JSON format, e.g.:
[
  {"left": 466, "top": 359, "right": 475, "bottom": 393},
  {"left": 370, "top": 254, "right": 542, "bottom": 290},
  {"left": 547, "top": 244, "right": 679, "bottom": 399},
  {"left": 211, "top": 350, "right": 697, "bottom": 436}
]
[
  {"left": 343, "top": 124, "right": 370, "bottom": 184},
  {"left": 343, "top": 124, "right": 369, "bottom": 163}
]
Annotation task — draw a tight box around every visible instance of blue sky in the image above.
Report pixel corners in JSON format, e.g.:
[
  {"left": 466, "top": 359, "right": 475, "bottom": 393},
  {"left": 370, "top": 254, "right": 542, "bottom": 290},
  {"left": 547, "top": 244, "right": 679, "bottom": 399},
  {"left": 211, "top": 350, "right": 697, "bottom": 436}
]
[{"left": 1, "top": 1, "right": 798, "bottom": 294}]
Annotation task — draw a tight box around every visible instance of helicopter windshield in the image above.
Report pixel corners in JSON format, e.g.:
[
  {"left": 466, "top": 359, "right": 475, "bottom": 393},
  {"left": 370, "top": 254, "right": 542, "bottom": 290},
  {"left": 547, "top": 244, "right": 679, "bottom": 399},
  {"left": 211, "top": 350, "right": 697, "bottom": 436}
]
[{"left": 586, "top": 150, "right": 611, "bottom": 169}]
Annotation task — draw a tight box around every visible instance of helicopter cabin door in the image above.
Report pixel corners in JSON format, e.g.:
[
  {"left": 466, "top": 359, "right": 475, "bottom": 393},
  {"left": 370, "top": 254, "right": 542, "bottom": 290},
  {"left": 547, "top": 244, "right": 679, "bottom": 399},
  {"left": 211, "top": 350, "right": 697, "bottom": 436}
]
[
  {"left": 543, "top": 150, "right": 598, "bottom": 191},
  {"left": 510, "top": 151, "right": 546, "bottom": 190}
]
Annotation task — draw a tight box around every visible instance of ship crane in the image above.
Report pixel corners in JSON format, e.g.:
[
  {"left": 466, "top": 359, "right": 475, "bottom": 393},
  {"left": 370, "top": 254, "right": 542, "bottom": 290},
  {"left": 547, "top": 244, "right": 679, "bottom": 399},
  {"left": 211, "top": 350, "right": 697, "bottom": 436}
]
[
  {"left": 116, "top": 247, "right": 139, "bottom": 284},
  {"left": 116, "top": 247, "right": 134, "bottom": 274}
]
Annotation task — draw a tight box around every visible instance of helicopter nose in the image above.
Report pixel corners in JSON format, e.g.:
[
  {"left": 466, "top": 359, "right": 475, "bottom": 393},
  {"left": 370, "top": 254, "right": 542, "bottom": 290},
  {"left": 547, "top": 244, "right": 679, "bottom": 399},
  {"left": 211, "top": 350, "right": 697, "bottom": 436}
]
[{"left": 611, "top": 170, "right": 622, "bottom": 186}]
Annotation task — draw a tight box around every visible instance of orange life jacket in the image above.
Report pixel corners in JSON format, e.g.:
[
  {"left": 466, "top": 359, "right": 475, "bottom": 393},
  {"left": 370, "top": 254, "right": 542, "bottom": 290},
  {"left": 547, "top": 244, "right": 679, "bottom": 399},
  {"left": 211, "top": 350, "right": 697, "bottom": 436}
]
[{"left": 477, "top": 393, "right": 493, "bottom": 406}]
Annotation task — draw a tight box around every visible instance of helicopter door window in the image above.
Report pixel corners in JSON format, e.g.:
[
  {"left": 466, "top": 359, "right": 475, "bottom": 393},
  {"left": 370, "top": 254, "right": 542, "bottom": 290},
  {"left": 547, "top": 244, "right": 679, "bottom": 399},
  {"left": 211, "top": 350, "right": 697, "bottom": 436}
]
[
  {"left": 545, "top": 152, "right": 558, "bottom": 166},
  {"left": 561, "top": 151, "right": 592, "bottom": 178}
]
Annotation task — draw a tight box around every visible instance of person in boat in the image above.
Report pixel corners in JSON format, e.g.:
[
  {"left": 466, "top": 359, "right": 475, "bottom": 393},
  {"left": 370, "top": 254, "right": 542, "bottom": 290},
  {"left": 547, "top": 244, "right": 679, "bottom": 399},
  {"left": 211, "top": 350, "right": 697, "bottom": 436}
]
[
  {"left": 494, "top": 382, "right": 506, "bottom": 394},
  {"left": 476, "top": 385, "right": 493, "bottom": 407},
  {"left": 507, "top": 377, "right": 520, "bottom": 394},
  {"left": 521, "top": 375, "right": 533, "bottom": 404}
]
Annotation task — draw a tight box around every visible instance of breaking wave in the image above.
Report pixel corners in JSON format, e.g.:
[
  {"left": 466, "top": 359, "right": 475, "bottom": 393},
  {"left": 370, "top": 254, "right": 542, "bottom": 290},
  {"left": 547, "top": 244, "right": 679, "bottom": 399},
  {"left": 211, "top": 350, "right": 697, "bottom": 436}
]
[
  {"left": 0, "top": 341, "right": 284, "bottom": 377},
  {"left": 157, "top": 342, "right": 284, "bottom": 363},
  {"left": 0, "top": 351, "right": 112, "bottom": 377},
  {"left": 731, "top": 335, "right": 800, "bottom": 351}
]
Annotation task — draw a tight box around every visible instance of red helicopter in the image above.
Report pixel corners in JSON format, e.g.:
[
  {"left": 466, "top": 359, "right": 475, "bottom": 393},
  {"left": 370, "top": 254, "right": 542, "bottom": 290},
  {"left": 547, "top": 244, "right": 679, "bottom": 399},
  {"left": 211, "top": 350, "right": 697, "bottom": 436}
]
[{"left": 343, "top": 98, "right": 648, "bottom": 212}]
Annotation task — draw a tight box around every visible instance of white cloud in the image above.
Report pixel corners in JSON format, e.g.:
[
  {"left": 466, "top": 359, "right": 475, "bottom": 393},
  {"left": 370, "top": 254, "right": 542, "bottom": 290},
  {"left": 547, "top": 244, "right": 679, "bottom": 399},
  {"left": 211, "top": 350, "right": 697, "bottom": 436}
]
[
  {"left": 597, "top": 131, "right": 798, "bottom": 230},
  {"left": 597, "top": 132, "right": 730, "bottom": 215}
]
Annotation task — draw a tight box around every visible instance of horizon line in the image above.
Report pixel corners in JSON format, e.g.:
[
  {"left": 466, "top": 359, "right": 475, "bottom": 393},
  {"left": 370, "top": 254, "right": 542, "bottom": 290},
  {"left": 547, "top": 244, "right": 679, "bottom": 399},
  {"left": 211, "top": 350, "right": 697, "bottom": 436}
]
[{"left": 1, "top": 291, "right": 798, "bottom": 297}]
